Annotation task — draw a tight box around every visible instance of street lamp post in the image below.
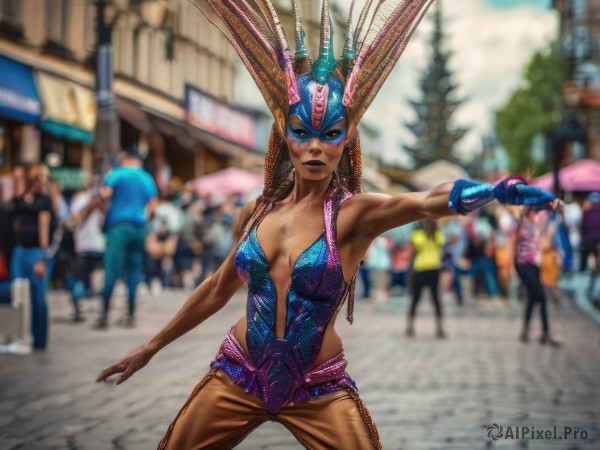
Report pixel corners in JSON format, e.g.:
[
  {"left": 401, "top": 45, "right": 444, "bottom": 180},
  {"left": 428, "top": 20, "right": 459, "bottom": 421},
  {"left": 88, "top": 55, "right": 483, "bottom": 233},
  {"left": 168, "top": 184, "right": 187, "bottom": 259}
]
[
  {"left": 93, "top": 0, "right": 120, "bottom": 177},
  {"left": 546, "top": 122, "right": 587, "bottom": 194}
]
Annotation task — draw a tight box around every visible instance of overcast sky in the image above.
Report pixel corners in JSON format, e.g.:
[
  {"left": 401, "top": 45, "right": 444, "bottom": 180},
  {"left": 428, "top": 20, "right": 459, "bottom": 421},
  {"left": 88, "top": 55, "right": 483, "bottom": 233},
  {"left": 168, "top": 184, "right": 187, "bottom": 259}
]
[{"left": 234, "top": 0, "right": 558, "bottom": 167}]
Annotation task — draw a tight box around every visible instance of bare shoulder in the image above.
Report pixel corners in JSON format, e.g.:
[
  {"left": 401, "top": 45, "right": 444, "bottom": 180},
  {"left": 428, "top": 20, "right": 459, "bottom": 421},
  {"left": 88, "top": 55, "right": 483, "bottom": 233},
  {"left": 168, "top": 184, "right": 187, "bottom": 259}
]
[
  {"left": 241, "top": 198, "right": 258, "bottom": 220},
  {"left": 338, "top": 188, "right": 441, "bottom": 240},
  {"left": 340, "top": 192, "right": 391, "bottom": 213},
  {"left": 338, "top": 192, "right": 391, "bottom": 238},
  {"left": 235, "top": 198, "right": 259, "bottom": 239}
]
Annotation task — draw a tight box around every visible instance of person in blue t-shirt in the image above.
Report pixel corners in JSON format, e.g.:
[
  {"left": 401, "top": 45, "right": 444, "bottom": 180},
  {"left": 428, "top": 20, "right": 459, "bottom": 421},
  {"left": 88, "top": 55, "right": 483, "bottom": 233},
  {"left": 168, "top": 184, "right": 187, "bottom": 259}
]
[{"left": 97, "top": 151, "right": 158, "bottom": 329}]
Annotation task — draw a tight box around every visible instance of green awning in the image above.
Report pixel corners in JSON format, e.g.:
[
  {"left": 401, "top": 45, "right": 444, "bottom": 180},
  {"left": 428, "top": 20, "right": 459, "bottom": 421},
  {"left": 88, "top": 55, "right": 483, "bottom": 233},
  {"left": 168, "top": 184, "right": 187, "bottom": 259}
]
[{"left": 40, "top": 120, "right": 94, "bottom": 144}]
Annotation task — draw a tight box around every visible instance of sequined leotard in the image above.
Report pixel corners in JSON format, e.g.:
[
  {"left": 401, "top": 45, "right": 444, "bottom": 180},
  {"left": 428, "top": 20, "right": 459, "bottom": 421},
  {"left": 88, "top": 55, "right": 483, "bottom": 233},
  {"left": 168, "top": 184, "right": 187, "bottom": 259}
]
[{"left": 211, "top": 187, "right": 357, "bottom": 414}]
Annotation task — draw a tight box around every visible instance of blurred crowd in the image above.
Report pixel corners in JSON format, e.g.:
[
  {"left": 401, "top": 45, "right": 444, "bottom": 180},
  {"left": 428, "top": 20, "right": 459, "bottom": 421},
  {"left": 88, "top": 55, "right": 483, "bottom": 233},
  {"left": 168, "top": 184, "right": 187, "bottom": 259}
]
[
  {"left": 0, "top": 156, "right": 244, "bottom": 353},
  {"left": 1, "top": 158, "right": 599, "bottom": 352},
  {"left": 359, "top": 194, "right": 600, "bottom": 342}
]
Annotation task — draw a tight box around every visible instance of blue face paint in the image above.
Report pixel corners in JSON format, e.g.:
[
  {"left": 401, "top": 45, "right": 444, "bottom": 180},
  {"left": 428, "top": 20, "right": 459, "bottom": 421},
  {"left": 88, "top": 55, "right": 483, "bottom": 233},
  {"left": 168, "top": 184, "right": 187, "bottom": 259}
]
[{"left": 287, "top": 74, "right": 347, "bottom": 145}]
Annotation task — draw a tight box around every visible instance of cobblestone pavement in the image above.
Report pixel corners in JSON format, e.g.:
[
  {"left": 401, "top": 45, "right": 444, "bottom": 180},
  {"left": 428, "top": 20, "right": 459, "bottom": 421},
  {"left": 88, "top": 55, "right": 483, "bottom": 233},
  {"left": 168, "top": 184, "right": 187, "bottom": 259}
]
[{"left": 0, "top": 286, "right": 599, "bottom": 450}]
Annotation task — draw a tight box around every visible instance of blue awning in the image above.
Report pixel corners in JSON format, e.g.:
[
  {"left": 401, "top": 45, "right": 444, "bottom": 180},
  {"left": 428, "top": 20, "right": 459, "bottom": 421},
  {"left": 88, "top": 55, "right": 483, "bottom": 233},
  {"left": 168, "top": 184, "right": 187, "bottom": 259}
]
[{"left": 0, "top": 56, "right": 41, "bottom": 123}]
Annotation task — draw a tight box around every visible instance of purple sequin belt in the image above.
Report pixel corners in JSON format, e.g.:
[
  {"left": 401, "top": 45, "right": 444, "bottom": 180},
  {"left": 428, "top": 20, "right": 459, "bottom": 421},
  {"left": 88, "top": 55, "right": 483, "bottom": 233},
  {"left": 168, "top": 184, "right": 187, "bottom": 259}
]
[{"left": 211, "top": 327, "right": 357, "bottom": 413}]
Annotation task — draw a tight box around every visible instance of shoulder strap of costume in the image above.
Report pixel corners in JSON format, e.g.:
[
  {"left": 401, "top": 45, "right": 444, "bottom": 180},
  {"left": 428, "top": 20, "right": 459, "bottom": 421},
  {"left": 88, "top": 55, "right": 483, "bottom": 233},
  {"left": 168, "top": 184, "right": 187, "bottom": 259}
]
[
  {"left": 324, "top": 187, "right": 361, "bottom": 324},
  {"left": 324, "top": 187, "right": 353, "bottom": 260}
]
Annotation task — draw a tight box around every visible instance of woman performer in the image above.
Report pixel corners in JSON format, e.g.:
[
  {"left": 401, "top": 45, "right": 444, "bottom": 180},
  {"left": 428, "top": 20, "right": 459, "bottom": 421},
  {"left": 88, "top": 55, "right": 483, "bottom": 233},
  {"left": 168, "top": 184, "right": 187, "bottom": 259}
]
[
  {"left": 97, "top": 1, "right": 557, "bottom": 448},
  {"left": 516, "top": 207, "right": 562, "bottom": 346}
]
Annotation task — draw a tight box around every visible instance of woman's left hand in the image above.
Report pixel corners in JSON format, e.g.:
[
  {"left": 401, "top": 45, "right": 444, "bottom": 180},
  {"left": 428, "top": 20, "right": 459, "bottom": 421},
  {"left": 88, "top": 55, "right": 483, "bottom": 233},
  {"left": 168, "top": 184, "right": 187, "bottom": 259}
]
[{"left": 510, "top": 184, "right": 556, "bottom": 206}]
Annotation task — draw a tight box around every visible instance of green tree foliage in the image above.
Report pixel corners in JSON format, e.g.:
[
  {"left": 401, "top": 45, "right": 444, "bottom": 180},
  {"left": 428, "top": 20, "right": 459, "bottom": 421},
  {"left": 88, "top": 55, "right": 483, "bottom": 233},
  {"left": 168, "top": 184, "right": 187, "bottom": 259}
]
[{"left": 496, "top": 50, "right": 570, "bottom": 174}]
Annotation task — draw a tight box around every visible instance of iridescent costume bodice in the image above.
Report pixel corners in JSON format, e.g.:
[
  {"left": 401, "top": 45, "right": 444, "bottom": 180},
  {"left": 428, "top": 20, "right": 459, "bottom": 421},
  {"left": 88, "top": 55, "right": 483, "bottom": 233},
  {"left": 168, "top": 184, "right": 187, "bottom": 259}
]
[{"left": 211, "top": 187, "right": 356, "bottom": 413}]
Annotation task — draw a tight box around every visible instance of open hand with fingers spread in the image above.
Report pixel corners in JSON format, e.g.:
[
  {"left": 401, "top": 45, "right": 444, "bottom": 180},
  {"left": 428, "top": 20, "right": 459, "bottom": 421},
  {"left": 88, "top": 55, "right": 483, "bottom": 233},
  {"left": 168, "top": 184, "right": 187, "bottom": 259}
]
[{"left": 96, "top": 345, "right": 156, "bottom": 385}]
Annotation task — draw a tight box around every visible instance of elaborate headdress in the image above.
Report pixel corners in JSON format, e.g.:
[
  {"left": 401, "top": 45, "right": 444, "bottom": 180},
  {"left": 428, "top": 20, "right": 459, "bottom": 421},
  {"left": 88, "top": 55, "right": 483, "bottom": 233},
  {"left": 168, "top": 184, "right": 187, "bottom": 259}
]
[{"left": 193, "top": 0, "right": 435, "bottom": 321}]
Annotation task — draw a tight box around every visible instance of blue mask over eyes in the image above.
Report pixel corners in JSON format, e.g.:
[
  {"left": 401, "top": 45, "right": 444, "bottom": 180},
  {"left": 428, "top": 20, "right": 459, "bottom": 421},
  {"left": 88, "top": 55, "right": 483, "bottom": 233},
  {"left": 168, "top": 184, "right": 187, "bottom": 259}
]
[{"left": 287, "top": 74, "right": 347, "bottom": 145}]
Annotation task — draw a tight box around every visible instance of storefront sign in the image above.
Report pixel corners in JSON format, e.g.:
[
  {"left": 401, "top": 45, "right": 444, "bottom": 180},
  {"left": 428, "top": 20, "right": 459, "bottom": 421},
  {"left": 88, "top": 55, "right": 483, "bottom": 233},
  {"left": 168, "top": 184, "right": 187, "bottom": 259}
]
[
  {"left": 36, "top": 72, "right": 97, "bottom": 144},
  {"left": 0, "top": 56, "right": 41, "bottom": 123},
  {"left": 185, "top": 86, "right": 257, "bottom": 149},
  {"left": 49, "top": 167, "right": 87, "bottom": 190}
]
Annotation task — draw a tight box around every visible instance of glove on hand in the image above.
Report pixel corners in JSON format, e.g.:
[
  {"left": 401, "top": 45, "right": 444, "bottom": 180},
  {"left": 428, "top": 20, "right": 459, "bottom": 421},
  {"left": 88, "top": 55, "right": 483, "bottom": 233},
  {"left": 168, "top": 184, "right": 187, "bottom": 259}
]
[
  {"left": 492, "top": 176, "right": 556, "bottom": 206},
  {"left": 449, "top": 176, "right": 556, "bottom": 215}
]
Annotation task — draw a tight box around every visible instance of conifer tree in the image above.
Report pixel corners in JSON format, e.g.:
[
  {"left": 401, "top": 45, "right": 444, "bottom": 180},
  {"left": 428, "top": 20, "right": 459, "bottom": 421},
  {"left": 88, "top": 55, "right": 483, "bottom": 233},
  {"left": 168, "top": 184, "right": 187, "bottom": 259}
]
[{"left": 404, "top": 1, "right": 466, "bottom": 167}]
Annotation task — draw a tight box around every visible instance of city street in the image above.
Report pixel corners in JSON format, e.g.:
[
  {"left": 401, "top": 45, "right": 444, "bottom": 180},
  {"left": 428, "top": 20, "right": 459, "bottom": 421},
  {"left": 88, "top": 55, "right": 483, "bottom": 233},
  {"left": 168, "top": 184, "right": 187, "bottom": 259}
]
[{"left": 0, "top": 286, "right": 599, "bottom": 450}]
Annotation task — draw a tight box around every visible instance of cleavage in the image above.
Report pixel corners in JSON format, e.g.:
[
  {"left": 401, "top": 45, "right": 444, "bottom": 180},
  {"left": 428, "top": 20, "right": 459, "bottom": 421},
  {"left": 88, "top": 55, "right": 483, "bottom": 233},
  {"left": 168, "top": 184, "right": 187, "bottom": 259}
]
[{"left": 254, "top": 212, "right": 325, "bottom": 339}]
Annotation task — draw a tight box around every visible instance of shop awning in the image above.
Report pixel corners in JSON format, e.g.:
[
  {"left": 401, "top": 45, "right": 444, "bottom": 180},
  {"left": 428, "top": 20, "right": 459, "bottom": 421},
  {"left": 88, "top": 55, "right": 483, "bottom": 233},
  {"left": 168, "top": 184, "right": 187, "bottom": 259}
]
[
  {"left": 117, "top": 99, "right": 154, "bottom": 133},
  {"left": 532, "top": 159, "right": 600, "bottom": 192},
  {"left": 0, "top": 56, "right": 41, "bottom": 123},
  {"left": 142, "top": 106, "right": 238, "bottom": 155},
  {"left": 137, "top": 106, "right": 264, "bottom": 165},
  {"left": 142, "top": 108, "right": 199, "bottom": 150},
  {"left": 36, "top": 72, "right": 97, "bottom": 144},
  {"left": 192, "top": 167, "right": 263, "bottom": 198}
]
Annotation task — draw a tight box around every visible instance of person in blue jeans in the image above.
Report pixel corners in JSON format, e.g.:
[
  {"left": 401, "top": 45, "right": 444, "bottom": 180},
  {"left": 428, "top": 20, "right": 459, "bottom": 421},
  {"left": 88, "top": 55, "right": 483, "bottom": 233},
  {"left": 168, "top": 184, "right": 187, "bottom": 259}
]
[
  {"left": 11, "top": 163, "right": 53, "bottom": 350},
  {"left": 97, "top": 151, "right": 158, "bottom": 329},
  {"left": 467, "top": 217, "right": 500, "bottom": 307}
]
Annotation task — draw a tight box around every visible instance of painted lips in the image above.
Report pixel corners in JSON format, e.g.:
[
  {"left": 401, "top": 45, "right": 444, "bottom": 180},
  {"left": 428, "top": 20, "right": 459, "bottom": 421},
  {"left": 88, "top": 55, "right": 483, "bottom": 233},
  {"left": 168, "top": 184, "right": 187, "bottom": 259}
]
[{"left": 303, "top": 160, "right": 326, "bottom": 166}]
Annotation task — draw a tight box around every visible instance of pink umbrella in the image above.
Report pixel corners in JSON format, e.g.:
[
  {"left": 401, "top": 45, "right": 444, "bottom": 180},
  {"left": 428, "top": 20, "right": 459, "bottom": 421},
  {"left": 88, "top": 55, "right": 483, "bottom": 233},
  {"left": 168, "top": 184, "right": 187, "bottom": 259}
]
[
  {"left": 193, "top": 167, "right": 263, "bottom": 198},
  {"left": 532, "top": 159, "right": 600, "bottom": 192}
]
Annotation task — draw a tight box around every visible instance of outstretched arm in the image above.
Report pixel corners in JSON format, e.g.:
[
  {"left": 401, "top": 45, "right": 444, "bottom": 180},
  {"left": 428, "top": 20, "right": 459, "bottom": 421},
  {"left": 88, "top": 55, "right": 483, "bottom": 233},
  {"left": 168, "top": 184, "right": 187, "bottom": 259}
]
[
  {"left": 346, "top": 176, "right": 556, "bottom": 241},
  {"left": 96, "top": 245, "right": 244, "bottom": 384},
  {"left": 346, "top": 182, "right": 455, "bottom": 240},
  {"left": 96, "top": 201, "right": 256, "bottom": 385}
]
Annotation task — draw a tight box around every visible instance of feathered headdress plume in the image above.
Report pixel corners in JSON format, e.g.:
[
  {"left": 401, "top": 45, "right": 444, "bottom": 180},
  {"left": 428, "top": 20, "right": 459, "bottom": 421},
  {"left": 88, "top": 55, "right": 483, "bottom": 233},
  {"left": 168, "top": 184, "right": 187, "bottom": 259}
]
[{"left": 192, "top": 0, "right": 435, "bottom": 139}]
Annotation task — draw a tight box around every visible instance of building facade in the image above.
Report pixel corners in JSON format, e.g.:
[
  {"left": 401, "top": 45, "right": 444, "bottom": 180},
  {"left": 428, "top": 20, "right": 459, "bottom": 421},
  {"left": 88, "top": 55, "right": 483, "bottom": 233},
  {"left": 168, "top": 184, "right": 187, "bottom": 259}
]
[
  {"left": 554, "top": 0, "right": 600, "bottom": 162},
  {"left": 0, "top": 0, "right": 387, "bottom": 198},
  {"left": 0, "top": 0, "right": 264, "bottom": 197}
]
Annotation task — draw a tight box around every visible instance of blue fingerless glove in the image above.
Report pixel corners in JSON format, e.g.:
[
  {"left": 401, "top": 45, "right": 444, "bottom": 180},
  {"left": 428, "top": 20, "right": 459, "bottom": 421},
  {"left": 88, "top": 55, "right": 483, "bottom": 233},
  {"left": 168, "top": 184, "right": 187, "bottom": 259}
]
[
  {"left": 496, "top": 183, "right": 556, "bottom": 206},
  {"left": 449, "top": 176, "right": 555, "bottom": 215},
  {"left": 491, "top": 175, "right": 528, "bottom": 204},
  {"left": 448, "top": 179, "right": 494, "bottom": 215}
]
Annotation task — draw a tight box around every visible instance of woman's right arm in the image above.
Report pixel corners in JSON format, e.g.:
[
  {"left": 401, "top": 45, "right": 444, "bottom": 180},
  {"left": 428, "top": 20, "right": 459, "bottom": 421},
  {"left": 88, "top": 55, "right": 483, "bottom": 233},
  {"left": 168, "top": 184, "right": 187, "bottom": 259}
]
[{"left": 96, "top": 200, "right": 256, "bottom": 385}]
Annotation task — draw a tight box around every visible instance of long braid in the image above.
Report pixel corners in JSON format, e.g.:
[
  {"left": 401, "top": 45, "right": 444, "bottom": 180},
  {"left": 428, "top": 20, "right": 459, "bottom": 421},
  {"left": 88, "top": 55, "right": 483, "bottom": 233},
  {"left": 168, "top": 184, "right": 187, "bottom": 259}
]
[{"left": 241, "top": 125, "right": 295, "bottom": 239}]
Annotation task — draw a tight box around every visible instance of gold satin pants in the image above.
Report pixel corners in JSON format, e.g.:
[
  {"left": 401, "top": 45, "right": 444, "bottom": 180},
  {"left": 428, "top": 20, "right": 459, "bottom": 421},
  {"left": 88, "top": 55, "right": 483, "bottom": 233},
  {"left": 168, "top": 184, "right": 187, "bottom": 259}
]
[{"left": 158, "top": 369, "right": 382, "bottom": 450}]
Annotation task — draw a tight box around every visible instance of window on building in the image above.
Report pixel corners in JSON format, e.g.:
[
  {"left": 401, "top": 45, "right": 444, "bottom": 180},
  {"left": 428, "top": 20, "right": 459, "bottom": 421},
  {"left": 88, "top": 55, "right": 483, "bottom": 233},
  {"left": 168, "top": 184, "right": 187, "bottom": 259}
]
[
  {"left": 573, "top": 26, "right": 590, "bottom": 61},
  {"left": 44, "top": 0, "right": 73, "bottom": 58},
  {"left": 0, "top": 0, "right": 20, "bottom": 20},
  {"left": 571, "top": 0, "right": 587, "bottom": 18},
  {"left": 134, "top": 26, "right": 151, "bottom": 83},
  {"left": 149, "top": 31, "right": 158, "bottom": 87},
  {"left": 0, "top": 0, "right": 24, "bottom": 38},
  {"left": 120, "top": 17, "right": 135, "bottom": 77},
  {"left": 83, "top": 0, "right": 96, "bottom": 53},
  {"left": 45, "top": 0, "right": 70, "bottom": 48}
]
